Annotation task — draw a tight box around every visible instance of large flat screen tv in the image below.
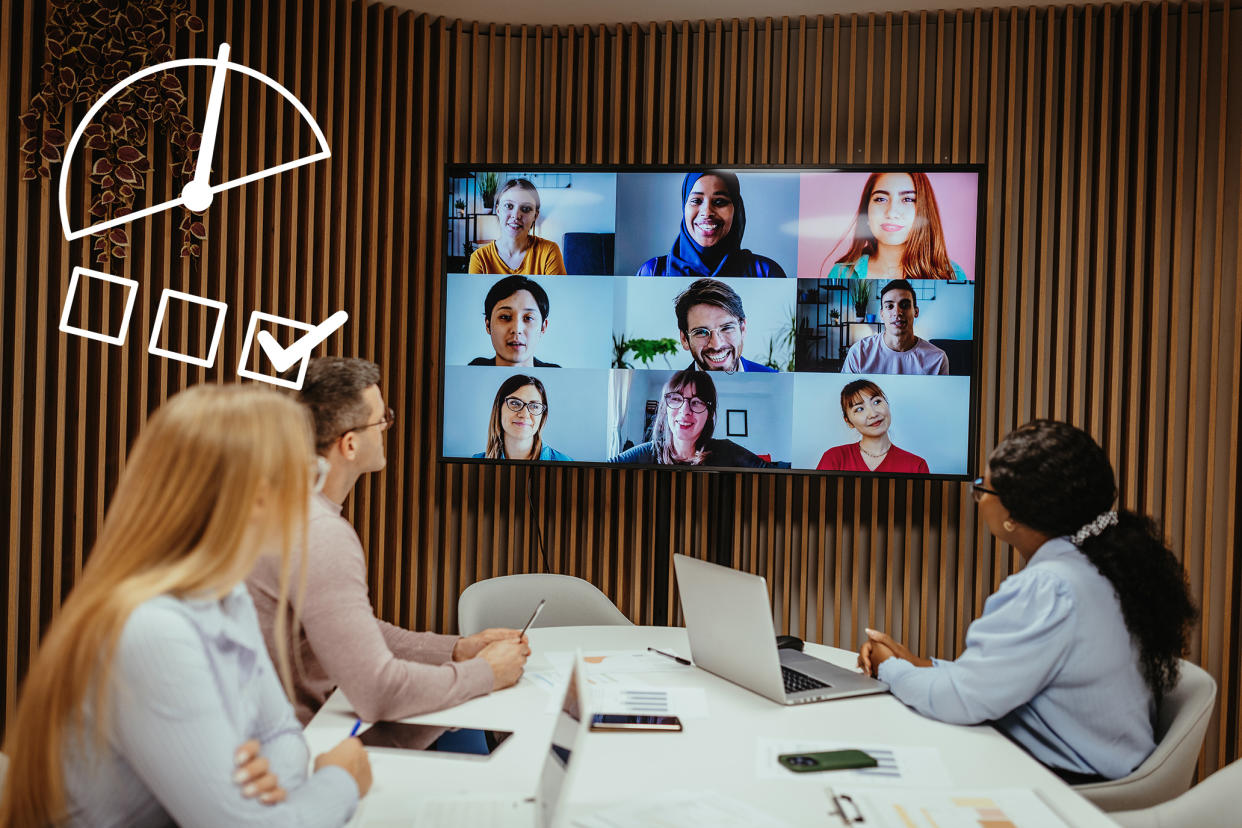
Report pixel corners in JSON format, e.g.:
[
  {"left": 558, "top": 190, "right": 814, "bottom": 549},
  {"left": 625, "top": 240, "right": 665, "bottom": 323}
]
[{"left": 439, "top": 165, "right": 983, "bottom": 480}]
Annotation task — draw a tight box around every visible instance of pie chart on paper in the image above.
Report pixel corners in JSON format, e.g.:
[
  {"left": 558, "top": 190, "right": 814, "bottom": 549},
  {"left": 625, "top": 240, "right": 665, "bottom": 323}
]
[{"left": 58, "top": 42, "right": 331, "bottom": 241}]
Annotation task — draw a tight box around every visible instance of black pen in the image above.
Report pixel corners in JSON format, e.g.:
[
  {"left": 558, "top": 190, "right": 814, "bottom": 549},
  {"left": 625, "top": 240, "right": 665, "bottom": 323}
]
[{"left": 647, "top": 646, "right": 691, "bottom": 665}]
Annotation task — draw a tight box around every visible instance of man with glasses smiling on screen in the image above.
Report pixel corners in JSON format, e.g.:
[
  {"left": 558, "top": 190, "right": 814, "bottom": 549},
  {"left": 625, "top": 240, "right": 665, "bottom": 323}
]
[
  {"left": 246, "top": 357, "right": 530, "bottom": 727},
  {"left": 674, "top": 277, "right": 777, "bottom": 374}
]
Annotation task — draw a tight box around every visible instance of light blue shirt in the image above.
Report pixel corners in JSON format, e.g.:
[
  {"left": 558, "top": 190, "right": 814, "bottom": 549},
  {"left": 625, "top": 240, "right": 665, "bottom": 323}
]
[
  {"left": 471, "top": 445, "right": 573, "bottom": 461},
  {"left": 63, "top": 584, "right": 359, "bottom": 827},
  {"left": 879, "top": 537, "right": 1155, "bottom": 778}
]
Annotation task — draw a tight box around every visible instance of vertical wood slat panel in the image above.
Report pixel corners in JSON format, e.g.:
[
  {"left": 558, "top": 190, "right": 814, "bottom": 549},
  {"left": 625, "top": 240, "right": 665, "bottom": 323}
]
[{"left": 1, "top": 0, "right": 1239, "bottom": 778}]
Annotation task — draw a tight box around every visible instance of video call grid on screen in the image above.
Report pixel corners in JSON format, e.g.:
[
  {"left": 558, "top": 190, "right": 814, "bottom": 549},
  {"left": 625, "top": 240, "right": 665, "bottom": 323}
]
[{"left": 438, "top": 164, "right": 985, "bottom": 480}]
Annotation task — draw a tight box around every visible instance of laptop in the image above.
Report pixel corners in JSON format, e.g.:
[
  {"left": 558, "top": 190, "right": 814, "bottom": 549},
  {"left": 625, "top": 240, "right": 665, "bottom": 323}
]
[
  {"left": 673, "top": 554, "right": 888, "bottom": 705},
  {"left": 357, "top": 658, "right": 588, "bottom": 828}
]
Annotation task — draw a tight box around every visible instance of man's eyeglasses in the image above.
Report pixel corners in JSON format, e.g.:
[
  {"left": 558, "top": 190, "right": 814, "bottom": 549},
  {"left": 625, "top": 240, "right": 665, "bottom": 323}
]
[
  {"left": 339, "top": 407, "right": 395, "bottom": 441},
  {"left": 664, "top": 392, "right": 711, "bottom": 414},
  {"left": 688, "top": 321, "right": 741, "bottom": 343},
  {"left": 504, "top": 397, "right": 546, "bottom": 416},
  {"left": 970, "top": 477, "right": 999, "bottom": 502}
]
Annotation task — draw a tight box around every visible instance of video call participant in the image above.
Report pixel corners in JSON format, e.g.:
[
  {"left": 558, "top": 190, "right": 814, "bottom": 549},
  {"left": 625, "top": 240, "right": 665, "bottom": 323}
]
[
  {"left": 0, "top": 386, "right": 369, "bottom": 826},
  {"left": 824, "top": 171, "right": 967, "bottom": 281},
  {"left": 468, "top": 275, "right": 561, "bottom": 368},
  {"left": 674, "top": 277, "right": 776, "bottom": 374},
  {"left": 472, "top": 374, "right": 573, "bottom": 461},
  {"left": 247, "top": 358, "right": 530, "bottom": 726},
  {"left": 817, "top": 379, "right": 929, "bottom": 473},
  {"left": 637, "top": 170, "right": 787, "bottom": 278},
  {"left": 468, "top": 178, "right": 568, "bottom": 276},
  {"left": 859, "top": 420, "right": 1198, "bottom": 782},
  {"left": 609, "top": 368, "right": 768, "bottom": 467},
  {"left": 844, "top": 279, "right": 949, "bottom": 375}
]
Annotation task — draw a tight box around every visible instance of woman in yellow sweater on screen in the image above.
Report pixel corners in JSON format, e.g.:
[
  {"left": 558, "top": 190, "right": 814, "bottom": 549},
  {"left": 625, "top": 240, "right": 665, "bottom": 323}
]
[{"left": 468, "top": 178, "right": 568, "bottom": 275}]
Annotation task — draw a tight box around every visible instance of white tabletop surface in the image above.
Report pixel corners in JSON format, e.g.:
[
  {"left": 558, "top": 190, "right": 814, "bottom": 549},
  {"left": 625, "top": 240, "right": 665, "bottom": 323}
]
[{"left": 303, "top": 625, "right": 1118, "bottom": 827}]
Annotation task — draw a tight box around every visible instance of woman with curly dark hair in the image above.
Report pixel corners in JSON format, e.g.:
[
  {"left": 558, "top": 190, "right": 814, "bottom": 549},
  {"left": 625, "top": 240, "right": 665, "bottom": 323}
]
[{"left": 858, "top": 420, "right": 1198, "bottom": 782}]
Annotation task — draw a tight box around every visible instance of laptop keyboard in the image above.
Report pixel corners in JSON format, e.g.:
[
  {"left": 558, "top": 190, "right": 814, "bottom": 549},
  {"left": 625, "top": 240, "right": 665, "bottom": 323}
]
[{"left": 782, "top": 665, "right": 830, "bottom": 694}]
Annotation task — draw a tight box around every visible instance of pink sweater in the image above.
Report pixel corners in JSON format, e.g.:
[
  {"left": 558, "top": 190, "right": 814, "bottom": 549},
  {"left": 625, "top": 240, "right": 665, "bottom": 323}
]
[{"left": 247, "top": 494, "right": 494, "bottom": 725}]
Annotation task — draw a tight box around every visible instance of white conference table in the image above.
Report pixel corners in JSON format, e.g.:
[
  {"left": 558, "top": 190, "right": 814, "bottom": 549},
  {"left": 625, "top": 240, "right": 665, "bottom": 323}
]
[{"left": 304, "top": 625, "right": 1118, "bottom": 826}]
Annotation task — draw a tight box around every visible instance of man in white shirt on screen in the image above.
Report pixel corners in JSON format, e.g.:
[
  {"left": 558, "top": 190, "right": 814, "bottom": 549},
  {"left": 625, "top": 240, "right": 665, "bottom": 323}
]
[{"left": 843, "top": 278, "right": 950, "bottom": 375}]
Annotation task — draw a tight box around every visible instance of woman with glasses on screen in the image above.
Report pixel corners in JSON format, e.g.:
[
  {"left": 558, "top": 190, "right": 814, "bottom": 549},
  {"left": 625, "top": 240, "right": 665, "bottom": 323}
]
[
  {"left": 609, "top": 368, "right": 768, "bottom": 467},
  {"left": 816, "top": 379, "right": 929, "bottom": 473},
  {"left": 858, "top": 420, "right": 1197, "bottom": 782},
  {"left": 468, "top": 178, "right": 568, "bottom": 276},
  {"left": 823, "top": 171, "right": 966, "bottom": 281},
  {"left": 473, "top": 374, "right": 573, "bottom": 461},
  {"left": 0, "top": 385, "right": 370, "bottom": 826},
  {"left": 636, "top": 171, "right": 787, "bottom": 278}
]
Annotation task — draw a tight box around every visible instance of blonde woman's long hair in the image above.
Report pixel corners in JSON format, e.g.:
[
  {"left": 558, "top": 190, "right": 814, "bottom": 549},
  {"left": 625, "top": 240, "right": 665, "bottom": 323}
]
[{"left": 0, "top": 384, "right": 315, "bottom": 826}]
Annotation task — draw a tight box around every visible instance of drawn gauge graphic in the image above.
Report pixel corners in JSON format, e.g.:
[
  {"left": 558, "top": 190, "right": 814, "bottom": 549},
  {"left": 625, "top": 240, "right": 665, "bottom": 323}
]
[{"left": 58, "top": 43, "right": 330, "bottom": 240}]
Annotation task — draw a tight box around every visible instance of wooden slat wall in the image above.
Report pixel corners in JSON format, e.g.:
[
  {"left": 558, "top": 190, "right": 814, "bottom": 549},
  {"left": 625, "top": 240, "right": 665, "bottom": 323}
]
[{"left": 2, "top": 0, "right": 1239, "bottom": 776}]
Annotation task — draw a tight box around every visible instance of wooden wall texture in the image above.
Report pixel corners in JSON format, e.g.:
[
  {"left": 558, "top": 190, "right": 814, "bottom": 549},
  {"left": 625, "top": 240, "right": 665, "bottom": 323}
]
[{"left": 2, "top": 0, "right": 1239, "bottom": 775}]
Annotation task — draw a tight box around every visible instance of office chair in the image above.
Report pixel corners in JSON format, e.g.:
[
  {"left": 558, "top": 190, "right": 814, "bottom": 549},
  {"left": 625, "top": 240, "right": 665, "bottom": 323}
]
[
  {"left": 1074, "top": 659, "right": 1216, "bottom": 812},
  {"left": 1111, "top": 756, "right": 1241, "bottom": 828},
  {"left": 458, "top": 573, "right": 631, "bottom": 636}
]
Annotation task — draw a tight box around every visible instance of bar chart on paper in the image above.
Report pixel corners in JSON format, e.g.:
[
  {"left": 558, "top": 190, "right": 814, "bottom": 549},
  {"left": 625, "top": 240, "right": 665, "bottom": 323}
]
[{"left": 829, "top": 788, "right": 1069, "bottom": 828}]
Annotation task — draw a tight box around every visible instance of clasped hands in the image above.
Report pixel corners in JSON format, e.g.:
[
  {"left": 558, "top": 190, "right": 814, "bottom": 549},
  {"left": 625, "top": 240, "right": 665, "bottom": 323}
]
[
  {"left": 453, "top": 627, "right": 531, "bottom": 690},
  {"left": 857, "top": 627, "right": 934, "bottom": 677}
]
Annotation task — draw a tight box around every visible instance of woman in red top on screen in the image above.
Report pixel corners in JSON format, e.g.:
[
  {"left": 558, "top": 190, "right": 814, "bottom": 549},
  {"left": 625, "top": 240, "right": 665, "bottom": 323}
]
[
  {"left": 824, "top": 171, "right": 966, "bottom": 281},
  {"left": 468, "top": 178, "right": 568, "bottom": 276},
  {"left": 816, "top": 379, "right": 930, "bottom": 473}
]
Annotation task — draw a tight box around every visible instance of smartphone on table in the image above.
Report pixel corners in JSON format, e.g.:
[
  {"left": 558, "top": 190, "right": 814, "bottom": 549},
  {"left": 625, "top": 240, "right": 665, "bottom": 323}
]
[
  {"left": 589, "top": 714, "right": 683, "bottom": 732},
  {"left": 777, "top": 749, "right": 877, "bottom": 773}
]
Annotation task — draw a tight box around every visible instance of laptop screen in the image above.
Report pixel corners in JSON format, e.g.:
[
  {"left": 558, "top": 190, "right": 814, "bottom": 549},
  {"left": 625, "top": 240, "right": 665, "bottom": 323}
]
[{"left": 537, "top": 657, "right": 586, "bottom": 826}]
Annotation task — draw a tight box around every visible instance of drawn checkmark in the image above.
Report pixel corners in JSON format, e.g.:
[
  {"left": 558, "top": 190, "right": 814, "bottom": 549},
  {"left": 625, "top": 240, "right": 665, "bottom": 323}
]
[{"left": 255, "top": 310, "right": 349, "bottom": 373}]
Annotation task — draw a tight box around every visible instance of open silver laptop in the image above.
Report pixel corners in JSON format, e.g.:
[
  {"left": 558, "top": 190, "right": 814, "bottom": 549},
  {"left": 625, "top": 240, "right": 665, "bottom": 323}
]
[{"left": 673, "top": 554, "right": 888, "bottom": 705}]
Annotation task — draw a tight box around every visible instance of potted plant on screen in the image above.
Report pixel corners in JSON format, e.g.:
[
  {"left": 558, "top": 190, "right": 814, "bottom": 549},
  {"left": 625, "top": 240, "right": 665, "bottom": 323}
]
[
  {"left": 453, "top": 197, "right": 466, "bottom": 217},
  {"left": 478, "top": 172, "right": 499, "bottom": 209},
  {"left": 850, "top": 279, "right": 872, "bottom": 320}
]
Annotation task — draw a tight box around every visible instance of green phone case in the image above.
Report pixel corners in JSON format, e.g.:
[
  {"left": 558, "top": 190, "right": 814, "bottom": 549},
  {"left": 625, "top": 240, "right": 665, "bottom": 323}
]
[{"left": 777, "top": 749, "right": 878, "bottom": 773}]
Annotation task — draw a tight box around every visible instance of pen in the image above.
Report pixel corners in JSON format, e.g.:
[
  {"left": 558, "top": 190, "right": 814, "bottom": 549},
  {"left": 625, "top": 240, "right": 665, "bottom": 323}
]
[
  {"left": 519, "top": 598, "right": 546, "bottom": 639},
  {"left": 647, "top": 646, "right": 691, "bottom": 665},
  {"left": 349, "top": 718, "right": 362, "bottom": 738}
]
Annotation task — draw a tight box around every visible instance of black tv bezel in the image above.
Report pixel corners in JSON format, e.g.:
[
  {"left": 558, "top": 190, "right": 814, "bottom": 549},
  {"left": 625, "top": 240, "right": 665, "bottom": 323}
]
[{"left": 437, "top": 162, "right": 985, "bottom": 483}]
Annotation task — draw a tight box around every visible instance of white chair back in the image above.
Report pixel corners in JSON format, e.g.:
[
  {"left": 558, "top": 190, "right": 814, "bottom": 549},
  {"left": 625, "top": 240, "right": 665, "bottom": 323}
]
[
  {"left": 1112, "top": 756, "right": 1242, "bottom": 828},
  {"left": 1075, "top": 660, "right": 1217, "bottom": 812},
  {"left": 458, "top": 573, "right": 631, "bottom": 636}
]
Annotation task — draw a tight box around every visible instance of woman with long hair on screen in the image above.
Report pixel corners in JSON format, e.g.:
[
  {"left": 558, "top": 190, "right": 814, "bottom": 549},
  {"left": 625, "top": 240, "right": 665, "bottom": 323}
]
[
  {"left": 0, "top": 385, "right": 370, "bottom": 827},
  {"left": 468, "top": 178, "right": 568, "bottom": 276},
  {"left": 609, "top": 368, "right": 768, "bottom": 467},
  {"left": 816, "top": 379, "right": 929, "bottom": 473},
  {"left": 474, "top": 374, "right": 573, "bottom": 461},
  {"left": 823, "top": 171, "right": 966, "bottom": 281},
  {"left": 637, "top": 171, "right": 787, "bottom": 278},
  {"left": 859, "top": 420, "right": 1198, "bottom": 782}
]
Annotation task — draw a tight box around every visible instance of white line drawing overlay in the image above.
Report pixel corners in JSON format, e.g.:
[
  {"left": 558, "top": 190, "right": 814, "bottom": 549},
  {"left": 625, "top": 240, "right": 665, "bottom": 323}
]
[
  {"left": 238, "top": 310, "right": 347, "bottom": 390},
  {"left": 59, "top": 42, "right": 331, "bottom": 240},
  {"left": 59, "top": 266, "right": 139, "bottom": 346},
  {"left": 256, "top": 309, "right": 349, "bottom": 373},
  {"left": 147, "top": 289, "right": 229, "bottom": 368}
]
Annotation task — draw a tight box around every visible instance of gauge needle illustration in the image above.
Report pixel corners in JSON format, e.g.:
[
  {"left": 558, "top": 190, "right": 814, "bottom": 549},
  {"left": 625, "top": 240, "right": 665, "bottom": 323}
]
[{"left": 180, "top": 43, "right": 230, "bottom": 212}]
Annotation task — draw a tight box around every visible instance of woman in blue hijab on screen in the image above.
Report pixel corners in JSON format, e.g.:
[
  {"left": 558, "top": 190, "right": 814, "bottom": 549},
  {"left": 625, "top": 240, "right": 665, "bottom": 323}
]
[{"left": 636, "top": 171, "right": 787, "bottom": 278}]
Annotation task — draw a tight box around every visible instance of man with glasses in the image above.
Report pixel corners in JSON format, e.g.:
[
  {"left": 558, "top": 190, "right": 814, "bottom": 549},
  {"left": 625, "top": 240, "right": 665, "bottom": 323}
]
[
  {"left": 247, "top": 357, "right": 530, "bottom": 725},
  {"left": 673, "top": 277, "right": 776, "bottom": 374}
]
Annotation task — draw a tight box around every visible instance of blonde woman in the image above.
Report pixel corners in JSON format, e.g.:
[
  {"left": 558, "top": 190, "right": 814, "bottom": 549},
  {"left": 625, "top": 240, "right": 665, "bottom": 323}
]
[{"left": 0, "top": 385, "right": 370, "bottom": 826}]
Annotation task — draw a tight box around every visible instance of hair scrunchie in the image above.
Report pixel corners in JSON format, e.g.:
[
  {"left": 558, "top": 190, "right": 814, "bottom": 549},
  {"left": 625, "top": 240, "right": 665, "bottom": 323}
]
[{"left": 1070, "top": 510, "right": 1118, "bottom": 546}]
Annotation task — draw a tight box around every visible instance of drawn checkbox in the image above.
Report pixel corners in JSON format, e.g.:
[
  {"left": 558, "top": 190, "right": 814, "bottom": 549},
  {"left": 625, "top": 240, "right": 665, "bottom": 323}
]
[
  {"left": 147, "top": 289, "right": 229, "bottom": 368},
  {"left": 59, "top": 266, "right": 139, "bottom": 345},
  {"left": 237, "top": 311, "right": 316, "bottom": 390}
]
